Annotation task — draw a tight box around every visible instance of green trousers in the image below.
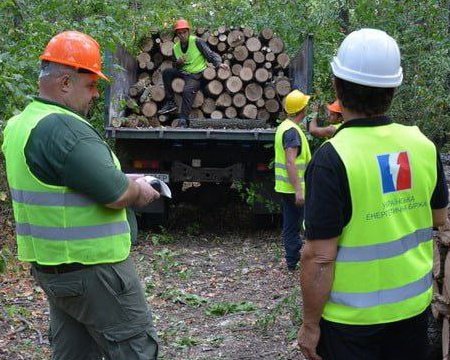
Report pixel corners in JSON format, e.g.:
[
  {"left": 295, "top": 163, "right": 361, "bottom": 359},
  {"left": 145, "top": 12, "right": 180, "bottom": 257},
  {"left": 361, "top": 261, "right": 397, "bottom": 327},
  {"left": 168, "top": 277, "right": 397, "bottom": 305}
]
[{"left": 32, "top": 257, "right": 158, "bottom": 360}]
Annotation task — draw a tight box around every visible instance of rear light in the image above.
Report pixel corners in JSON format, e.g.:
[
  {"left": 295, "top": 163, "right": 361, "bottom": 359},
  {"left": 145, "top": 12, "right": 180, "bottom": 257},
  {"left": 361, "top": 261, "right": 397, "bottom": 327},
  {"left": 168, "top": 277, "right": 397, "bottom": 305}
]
[
  {"left": 132, "top": 160, "right": 160, "bottom": 170},
  {"left": 256, "top": 163, "right": 270, "bottom": 171}
]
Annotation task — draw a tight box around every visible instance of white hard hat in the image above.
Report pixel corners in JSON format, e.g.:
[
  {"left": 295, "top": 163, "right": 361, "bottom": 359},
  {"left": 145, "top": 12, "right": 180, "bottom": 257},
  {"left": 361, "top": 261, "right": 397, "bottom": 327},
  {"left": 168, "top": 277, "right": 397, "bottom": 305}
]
[{"left": 331, "top": 28, "right": 403, "bottom": 88}]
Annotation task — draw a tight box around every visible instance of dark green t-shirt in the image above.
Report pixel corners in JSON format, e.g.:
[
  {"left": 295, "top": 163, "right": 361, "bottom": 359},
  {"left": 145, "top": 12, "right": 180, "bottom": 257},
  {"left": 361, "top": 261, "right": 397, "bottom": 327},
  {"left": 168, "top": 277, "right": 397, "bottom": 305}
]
[{"left": 24, "top": 98, "right": 128, "bottom": 204}]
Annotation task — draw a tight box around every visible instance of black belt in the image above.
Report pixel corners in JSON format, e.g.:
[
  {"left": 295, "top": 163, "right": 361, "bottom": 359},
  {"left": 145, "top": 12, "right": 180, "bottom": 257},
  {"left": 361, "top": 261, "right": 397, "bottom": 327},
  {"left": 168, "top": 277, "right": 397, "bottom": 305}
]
[{"left": 32, "top": 262, "right": 91, "bottom": 274}]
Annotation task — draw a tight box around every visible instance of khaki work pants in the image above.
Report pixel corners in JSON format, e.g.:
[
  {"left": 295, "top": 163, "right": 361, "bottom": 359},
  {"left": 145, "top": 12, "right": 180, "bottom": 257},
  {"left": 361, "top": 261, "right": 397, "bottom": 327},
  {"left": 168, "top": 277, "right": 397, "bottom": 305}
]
[{"left": 32, "top": 257, "right": 158, "bottom": 360}]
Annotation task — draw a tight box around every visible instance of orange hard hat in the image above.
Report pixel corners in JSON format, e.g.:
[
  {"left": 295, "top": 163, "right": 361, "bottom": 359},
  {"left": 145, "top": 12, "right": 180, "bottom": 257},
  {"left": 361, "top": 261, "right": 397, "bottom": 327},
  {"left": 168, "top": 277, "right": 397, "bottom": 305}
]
[
  {"left": 174, "top": 19, "right": 190, "bottom": 31},
  {"left": 327, "top": 100, "right": 342, "bottom": 114},
  {"left": 39, "top": 31, "right": 108, "bottom": 81}
]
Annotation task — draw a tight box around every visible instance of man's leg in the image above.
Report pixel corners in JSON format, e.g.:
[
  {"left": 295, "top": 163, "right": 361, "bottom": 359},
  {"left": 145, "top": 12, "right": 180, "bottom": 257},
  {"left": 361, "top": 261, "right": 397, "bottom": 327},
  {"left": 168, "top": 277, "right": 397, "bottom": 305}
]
[
  {"left": 381, "top": 308, "right": 430, "bottom": 360},
  {"left": 159, "top": 68, "right": 180, "bottom": 114},
  {"left": 281, "top": 193, "right": 303, "bottom": 269},
  {"left": 317, "top": 318, "right": 382, "bottom": 360},
  {"left": 178, "top": 73, "right": 201, "bottom": 126}
]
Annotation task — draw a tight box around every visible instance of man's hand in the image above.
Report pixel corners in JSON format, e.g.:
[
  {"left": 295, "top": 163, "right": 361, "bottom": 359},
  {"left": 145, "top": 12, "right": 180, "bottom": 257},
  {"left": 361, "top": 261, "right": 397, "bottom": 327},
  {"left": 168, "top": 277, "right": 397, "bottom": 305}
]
[
  {"left": 176, "top": 56, "right": 186, "bottom": 66},
  {"left": 295, "top": 190, "right": 305, "bottom": 206},
  {"left": 219, "top": 63, "right": 230, "bottom": 71},
  {"left": 135, "top": 177, "right": 160, "bottom": 207},
  {"left": 298, "top": 323, "right": 322, "bottom": 360}
]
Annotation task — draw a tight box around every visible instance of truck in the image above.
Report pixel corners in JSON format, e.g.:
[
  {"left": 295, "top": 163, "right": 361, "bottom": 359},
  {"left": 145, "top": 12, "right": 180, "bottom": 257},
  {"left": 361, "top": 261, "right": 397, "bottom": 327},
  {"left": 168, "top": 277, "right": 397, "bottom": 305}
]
[{"left": 104, "top": 35, "right": 313, "bottom": 227}]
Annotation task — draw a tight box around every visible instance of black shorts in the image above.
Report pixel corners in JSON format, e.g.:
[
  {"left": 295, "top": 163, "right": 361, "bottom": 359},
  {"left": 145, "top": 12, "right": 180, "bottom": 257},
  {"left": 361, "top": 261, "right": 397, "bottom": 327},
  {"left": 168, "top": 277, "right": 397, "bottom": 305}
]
[{"left": 317, "top": 308, "right": 431, "bottom": 360}]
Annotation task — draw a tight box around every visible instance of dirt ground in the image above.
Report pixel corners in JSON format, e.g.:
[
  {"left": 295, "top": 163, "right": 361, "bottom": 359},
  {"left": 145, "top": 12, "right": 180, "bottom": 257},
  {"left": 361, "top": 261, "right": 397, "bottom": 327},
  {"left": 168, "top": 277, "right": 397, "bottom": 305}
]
[{"left": 0, "top": 201, "right": 305, "bottom": 360}]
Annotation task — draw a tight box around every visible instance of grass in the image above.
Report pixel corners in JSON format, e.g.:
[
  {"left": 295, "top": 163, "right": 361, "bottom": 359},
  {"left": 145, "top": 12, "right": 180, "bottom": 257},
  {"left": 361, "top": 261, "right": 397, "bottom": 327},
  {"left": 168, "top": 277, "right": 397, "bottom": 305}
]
[{"left": 205, "top": 301, "right": 257, "bottom": 316}]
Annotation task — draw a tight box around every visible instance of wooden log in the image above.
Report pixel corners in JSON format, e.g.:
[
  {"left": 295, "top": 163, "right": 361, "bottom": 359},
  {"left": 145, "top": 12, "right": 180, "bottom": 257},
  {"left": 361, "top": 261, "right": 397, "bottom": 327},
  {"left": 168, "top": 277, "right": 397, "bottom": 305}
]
[
  {"left": 142, "top": 37, "right": 154, "bottom": 52},
  {"left": 269, "top": 37, "right": 284, "bottom": 54},
  {"left": 444, "top": 251, "right": 450, "bottom": 298},
  {"left": 255, "top": 68, "right": 270, "bottom": 83},
  {"left": 234, "top": 45, "right": 249, "bottom": 62},
  {"left": 242, "top": 27, "right": 254, "bottom": 38},
  {"left": 192, "top": 91, "right": 204, "bottom": 109},
  {"left": 233, "top": 93, "right": 247, "bottom": 108},
  {"left": 206, "top": 80, "right": 224, "bottom": 97},
  {"left": 260, "top": 28, "right": 274, "bottom": 42},
  {"left": 171, "top": 78, "right": 185, "bottom": 94},
  {"left": 189, "top": 118, "right": 266, "bottom": 129},
  {"left": 434, "top": 242, "right": 443, "bottom": 279},
  {"left": 208, "top": 35, "right": 219, "bottom": 47},
  {"left": 265, "top": 98, "right": 280, "bottom": 113},
  {"left": 242, "top": 104, "right": 258, "bottom": 119},
  {"left": 225, "top": 106, "right": 237, "bottom": 118},
  {"left": 239, "top": 67, "right": 253, "bottom": 82},
  {"left": 231, "top": 64, "right": 243, "bottom": 76},
  {"left": 142, "top": 101, "right": 158, "bottom": 117},
  {"left": 216, "top": 93, "right": 232, "bottom": 108},
  {"left": 217, "top": 42, "right": 227, "bottom": 52},
  {"left": 227, "top": 30, "right": 245, "bottom": 47},
  {"left": 159, "top": 60, "right": 173, "bottom": 72},
  {"left": 129, "top": 78, "right": 149, "bottom": 97},
  {"left": 257, "top": 108, "right": 271, "bottom": 122},
  {"left": 256, "top": 98, "right": 266, "bottom": 108},
  {"left": 147, "top": 117, "right": 161, "bottom": 128},
  {"left": 242, "top": 59, "right": 257, "bottom": 72},
  {"left": 151, "top": 70, "right": 163, "bottom": 85},
  {"left": 111, "top": 117, "right": 124, "bottom": 128},
  {"left": 138, "top": 72, "right": 150, "bottom": 82},
  {"left": 275, "top": 77, "right": 291, "bottom": 96},
  {"left": 146, "top": 61, "right": 155, "bottom": 71},
  {"left": 265, "top": 52, "right": 276, "bottom": 62},
  {"left": 150, "top": 86, "right": 166, "bottom": 102},
  {"left": 218, "top": 25, "right": 227, "bottom": 34},
  {"left": 160, "top": 31, "right": 173, "bottom": 42},
  {"left": 245, "top": 83, "right": 263, "bottom": 102},
  {"left": 217, "top": 67, "right": 231, "bottom": 80},
  {"left": 140, "top": 86, "right": 152, "bottom": 103},
  {"left": 218, "top": 33, "right": 227, "bottom": 42},
  {"left": 196, "top": 27, "right": 206, "bottom": 36},
  {"left": 437, "top": 219, "right": 450, "bottom": 246},
  {"left": 264, "top": 62, "right": 272, "bottom": 70},
  {"left": 211, "top": 110, "right": 224, "bottom": 120},
  {"left": 277, "top": 53, "right": 290, "bottom": 69},
  {"left": 137, "top": 52, "right": 151, "bottom": 69},
  {"left": 226, "top": 76, "right": 243, "bottom": 93},
  {"left": 203, "top": 67, "right": 217, "bottom": 80},
  {"left": 160, "top": 41, "right": 174, "bottom": 57},
  {"left": 246, "top": 37, "right": 262, "bottom": 52},
  {"left": 264, "top": 85, "right": 276, "bottom": 99},
  {"left": 202, "top": 98, "right": 216, "bottom": 114},
  {"left": 253, "top": 51, "right": 265, "bottom": 64},
  {"left": 443, "top": 318, "right": 450, "bottom": 360},
  {"left": 158, "top": 114, "right": 170, "bottom": 123},
  {"left": 124, "top": 115, "right": 139, "bottom": 128},
  {"left": 174, "top": 94, "right": 182, "bottom": 108},
  {"left": 189, "top": 108, "right": 205, "bottom": 119}
]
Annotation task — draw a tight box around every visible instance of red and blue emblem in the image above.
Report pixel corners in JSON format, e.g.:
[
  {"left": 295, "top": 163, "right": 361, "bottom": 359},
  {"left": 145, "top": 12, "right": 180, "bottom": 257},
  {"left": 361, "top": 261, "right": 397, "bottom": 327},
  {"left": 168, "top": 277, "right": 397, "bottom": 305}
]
[{"left": 377, "top": 152, "right": 412, "bottom": 194}]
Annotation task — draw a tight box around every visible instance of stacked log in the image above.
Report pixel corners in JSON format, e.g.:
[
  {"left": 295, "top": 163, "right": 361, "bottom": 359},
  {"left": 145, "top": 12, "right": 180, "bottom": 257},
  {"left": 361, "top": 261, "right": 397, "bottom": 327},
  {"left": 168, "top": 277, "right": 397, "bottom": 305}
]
[
  {"left": 117, "top": 26, "right": 291, "bottom": 128},
  {"left": 433, "top": 214, "right": 450, "bottom": 358}
]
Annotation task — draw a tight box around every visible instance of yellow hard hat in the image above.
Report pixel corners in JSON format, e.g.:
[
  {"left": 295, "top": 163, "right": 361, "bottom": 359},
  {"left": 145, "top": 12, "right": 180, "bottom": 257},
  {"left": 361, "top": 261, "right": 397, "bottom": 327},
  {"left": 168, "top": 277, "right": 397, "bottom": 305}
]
[{"left": 284, "top": 89, "right": 310, "bottom": 115}]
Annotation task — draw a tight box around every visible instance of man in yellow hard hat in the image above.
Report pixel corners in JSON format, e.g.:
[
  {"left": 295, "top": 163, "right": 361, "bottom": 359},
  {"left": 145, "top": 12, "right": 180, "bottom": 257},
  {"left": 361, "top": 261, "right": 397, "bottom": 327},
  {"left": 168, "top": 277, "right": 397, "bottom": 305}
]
[
  {"left": 158, "top": 18, "right": 229, "bottom": 127},
  {"left": 2, "top": 31, "right": 160, "bottom": 359},
  {"left": 274, "top": 89, "right": 312, "bottom": 271}
]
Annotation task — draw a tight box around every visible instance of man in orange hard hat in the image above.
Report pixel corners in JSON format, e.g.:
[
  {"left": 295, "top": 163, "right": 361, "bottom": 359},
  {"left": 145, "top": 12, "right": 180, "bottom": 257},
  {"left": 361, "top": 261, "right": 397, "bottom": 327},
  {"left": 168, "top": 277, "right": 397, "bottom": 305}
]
[
  {"left": 308, "top": 100, "right": 343, "bottom": 139},
  {"left": 2, "top": 31, "right": 160, "bottom": 359},
  {"left": 158, "top": 18, "right": 229, "bottom": 127}
]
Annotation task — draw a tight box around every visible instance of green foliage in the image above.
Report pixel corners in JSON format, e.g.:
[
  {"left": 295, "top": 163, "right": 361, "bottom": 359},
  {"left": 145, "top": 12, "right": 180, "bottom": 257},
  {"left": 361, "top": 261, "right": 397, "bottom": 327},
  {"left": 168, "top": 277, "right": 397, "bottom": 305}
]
[
  {"left": 205, "top": 301, "right": 257, "bottom": 316},
  {"left": 0, "top": 0, "right": 449, "bottom": 144},
  {"left": 160, "top": 288, "right": 209, "bottom": 307}
]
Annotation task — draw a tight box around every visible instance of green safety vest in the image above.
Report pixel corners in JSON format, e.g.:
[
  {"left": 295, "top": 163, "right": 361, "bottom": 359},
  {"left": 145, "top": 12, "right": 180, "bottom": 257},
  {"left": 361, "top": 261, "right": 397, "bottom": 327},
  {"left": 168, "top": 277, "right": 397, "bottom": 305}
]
[
  {"left": 2, "top": 100, "right": 130, "bottom": 265},
  {"left": 324, "top": 123, "right": 436, "bottom": 325},
  {"left": 173, "top": 35, "right": 208, "bottom": 74},
  {"left": 274, "top": 119, "right": 311, "bottom": 193}
]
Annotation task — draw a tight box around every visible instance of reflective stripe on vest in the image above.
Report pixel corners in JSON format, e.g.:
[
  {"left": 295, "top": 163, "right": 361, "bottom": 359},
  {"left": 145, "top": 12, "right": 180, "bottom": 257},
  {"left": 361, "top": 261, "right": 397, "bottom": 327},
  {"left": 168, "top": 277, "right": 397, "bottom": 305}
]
[
  {"left": 173, "top": 35, "right": 208, "bottom": 74},
  {"left": 2, "top": 100, "right": 131, "bottom": 265},
  {"left": 323, "top": 123, "right": 436, "bottom": 325},
  {"left": 274, "top": 119, "right": 311, "bottom": 194}
]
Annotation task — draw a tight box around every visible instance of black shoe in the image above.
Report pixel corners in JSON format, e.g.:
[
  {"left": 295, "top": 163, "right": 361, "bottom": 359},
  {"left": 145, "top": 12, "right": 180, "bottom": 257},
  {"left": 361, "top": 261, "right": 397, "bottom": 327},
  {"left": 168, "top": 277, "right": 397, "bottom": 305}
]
[
  {"left": 158, "top": 100, "right": 177, "bottom": 114},
  {"left": 177, "top": 119, "right": 189, "bottom": 128}
]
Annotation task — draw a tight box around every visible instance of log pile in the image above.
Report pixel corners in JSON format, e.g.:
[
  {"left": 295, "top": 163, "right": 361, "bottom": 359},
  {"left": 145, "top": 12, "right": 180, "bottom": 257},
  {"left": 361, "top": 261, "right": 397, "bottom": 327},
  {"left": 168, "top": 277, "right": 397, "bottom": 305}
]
[
  {"left": 115, "top": 27, "right": 292, "bottom": 128},
  {"left": 433, "top": 216, "right": 450, "bottom": 359}
]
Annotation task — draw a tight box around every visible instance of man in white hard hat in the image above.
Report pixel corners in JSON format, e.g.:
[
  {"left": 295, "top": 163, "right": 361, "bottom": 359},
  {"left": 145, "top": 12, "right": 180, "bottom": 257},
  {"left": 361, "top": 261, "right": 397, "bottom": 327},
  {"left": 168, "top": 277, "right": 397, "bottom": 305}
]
[{"left": 298, "top": 28, "right": 448, "bottom": 360}]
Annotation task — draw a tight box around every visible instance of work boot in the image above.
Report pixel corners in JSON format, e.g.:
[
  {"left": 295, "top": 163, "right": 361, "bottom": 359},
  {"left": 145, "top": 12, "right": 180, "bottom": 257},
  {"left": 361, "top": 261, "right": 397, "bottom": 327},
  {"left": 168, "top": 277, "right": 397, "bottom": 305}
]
[
  {"left": 158, "top": 100, "right": 177, "bottom": 114},
  {"left": 177, "top": 118, "right": 189, "bottom": 128}
]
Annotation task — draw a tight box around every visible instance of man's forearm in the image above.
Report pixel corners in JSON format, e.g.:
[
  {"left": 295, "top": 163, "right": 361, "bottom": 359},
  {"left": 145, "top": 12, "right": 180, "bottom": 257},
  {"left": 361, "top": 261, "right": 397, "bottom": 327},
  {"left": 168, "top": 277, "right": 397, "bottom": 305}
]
[
  {"left": 300, "top": 243, "right": 335, "bottom": 326},
  {"left": 286, "top": 161, "right": 302, "bottom": 193}
]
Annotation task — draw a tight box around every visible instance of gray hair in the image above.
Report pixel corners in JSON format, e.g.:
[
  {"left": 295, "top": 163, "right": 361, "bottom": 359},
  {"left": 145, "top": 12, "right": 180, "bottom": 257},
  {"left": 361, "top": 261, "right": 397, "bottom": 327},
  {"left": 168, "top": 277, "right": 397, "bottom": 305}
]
[{"left": 39, "top": 61, "right": 77, "bottom": 80}]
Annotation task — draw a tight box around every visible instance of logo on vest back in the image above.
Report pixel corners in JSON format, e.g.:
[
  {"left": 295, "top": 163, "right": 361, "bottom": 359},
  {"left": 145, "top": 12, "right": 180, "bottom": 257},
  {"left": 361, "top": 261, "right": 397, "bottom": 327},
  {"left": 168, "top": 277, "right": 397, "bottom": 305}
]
[{"left": 377, "top": 152, "right": 412, "bottom": 194}]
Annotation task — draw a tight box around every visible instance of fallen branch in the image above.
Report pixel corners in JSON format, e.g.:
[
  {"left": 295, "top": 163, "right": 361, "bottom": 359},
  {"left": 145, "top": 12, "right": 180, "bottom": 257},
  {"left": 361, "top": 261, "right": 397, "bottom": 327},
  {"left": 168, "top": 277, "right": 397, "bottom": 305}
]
[{"left": 17, "top": 315, "right": 43, "bottom": 345}]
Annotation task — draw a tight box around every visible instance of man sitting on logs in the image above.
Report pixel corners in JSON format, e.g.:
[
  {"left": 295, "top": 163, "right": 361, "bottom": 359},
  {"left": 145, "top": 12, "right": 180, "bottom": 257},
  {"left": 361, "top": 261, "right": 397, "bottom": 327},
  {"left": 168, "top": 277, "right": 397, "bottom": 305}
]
[{"left": 158, "top": 18, "right": 229, "bottom": 127}]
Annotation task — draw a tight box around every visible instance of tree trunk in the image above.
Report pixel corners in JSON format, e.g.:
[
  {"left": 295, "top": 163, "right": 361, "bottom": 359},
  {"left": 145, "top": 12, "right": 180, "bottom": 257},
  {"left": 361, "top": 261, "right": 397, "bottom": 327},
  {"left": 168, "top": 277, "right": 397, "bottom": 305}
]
[
  {"left": 160, "top": 41, "right": 174, "bottom": 57},
  {"left": 265, "top": 99, "right": 280, "bottom": 113},
  {"left": 206, "top": 80, "right": 224, "bottom": 97},
  {"left": 225, "top": 106, "right": 237, "bottom": 118},
  {"left": 226, "top": 76, "right": 243, "bottom": 93},
  {"left": 255, "top": 68, "right": 270, "bottom": 83},
  {"left": 231, "top": 64, "right": 243, "bottom": 76},
  {"left": 171, "top": 78, "right": 185, "bottom": 93},
  {"left": 242, "top": 104, "right": 258, "bottom": 119},
  {"left": 268, "top": 37, "right": 284, "bottom": 54},
  {"left": 260, "top": 28, "right": 274, "bottom": 42},
  {"left": 150, "top": 85, "right": 166, "bottom": 102},
  {"left": 245, "top": 83, "right": 263, "bottom": 102},
  {"left": 216, "top": 93, "right": 232, "bottom": 108},
  {"left": 232, "top": 93, "right": 247, "bottom": 108},
  {"left": 275, "top": 76, "right": 291, "bottom": 96},
  {"left": 202, "top": 98, "right": 216, "bottom": 114},
  {"left": 217, "top": 66, "right": 231, "bottom": 80},
  {"left": 142, "top": 101, "right": 158, "bottom": 117},
  {"left": 246, "top": 37, "right": 261, "bottom": 52},
  {"left": 211, "top": 110, "right": 224, "bottom": 120},
  {"left": 203, "top": 67, "right": 217, "bottom": 80},
  {"left": 277, "top": 53, "right": 290, "bottom": 69},
  {"left": 234, "top": 45, "right": 249, "bottom": 61},
  {"left": 253, "top": 51, "right": 265, "bottom": 64},
  {"left": 192, "top": 91, "right": 205, "bottom": 108},
  {"left": 239, "top": 66, "right": 253, "bottom": 82},
  {"left": 227, "top": 30, "right": 245, "bottom": 47},
  {"left": 242, "top": 59, "right": 257, "bottom": 72}
]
